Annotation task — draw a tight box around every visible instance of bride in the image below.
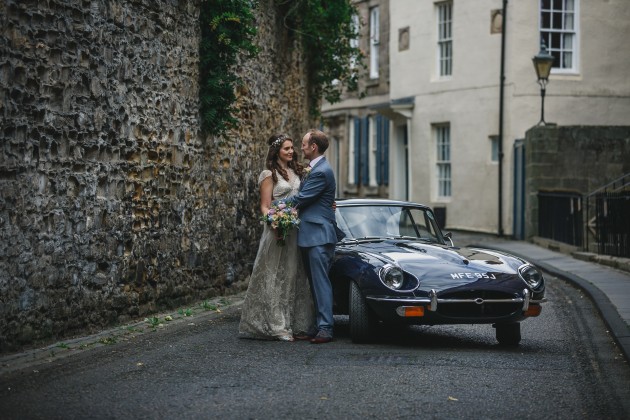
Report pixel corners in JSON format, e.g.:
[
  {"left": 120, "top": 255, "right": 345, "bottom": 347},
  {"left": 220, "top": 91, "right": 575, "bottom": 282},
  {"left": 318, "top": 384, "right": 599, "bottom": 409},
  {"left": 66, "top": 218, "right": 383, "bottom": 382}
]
[{"left": 238, "top": 134, "right": 316, "bottom": 341}]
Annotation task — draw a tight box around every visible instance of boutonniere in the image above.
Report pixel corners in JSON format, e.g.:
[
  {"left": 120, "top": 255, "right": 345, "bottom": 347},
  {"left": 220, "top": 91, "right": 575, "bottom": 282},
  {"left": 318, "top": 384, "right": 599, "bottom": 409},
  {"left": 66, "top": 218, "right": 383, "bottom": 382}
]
[{"left": 302, "top": 166, "right": 312, "bottom": 180}]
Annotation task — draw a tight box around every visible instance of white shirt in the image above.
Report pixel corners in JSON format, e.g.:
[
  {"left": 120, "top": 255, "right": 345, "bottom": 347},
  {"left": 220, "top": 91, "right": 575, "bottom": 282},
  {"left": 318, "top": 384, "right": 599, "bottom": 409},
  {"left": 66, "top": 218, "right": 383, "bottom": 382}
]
[{"left": 309, "top": 155, "right": 324, "bottom": 168}]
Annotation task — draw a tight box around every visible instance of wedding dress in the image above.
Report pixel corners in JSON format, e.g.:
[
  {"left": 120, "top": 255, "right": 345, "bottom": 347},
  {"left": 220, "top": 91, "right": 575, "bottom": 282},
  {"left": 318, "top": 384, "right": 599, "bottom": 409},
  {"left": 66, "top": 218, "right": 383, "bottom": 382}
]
[{"left": 238, "top": 168, "right": 316, "bottom": 340}]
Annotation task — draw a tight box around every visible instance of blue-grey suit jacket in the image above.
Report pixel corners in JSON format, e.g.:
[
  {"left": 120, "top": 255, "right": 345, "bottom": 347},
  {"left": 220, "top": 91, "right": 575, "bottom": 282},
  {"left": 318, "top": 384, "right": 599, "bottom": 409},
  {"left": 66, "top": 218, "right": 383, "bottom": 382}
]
[{"left": 291, "top": 158, "right": 339, "bottom": 247}]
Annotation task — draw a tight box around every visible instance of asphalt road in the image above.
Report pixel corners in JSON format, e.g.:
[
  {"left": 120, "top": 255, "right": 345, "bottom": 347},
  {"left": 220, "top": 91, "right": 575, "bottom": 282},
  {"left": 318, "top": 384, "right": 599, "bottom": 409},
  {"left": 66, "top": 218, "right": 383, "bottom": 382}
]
[{"left": 1, "top": 274, "right": 629, "bottom": 419}]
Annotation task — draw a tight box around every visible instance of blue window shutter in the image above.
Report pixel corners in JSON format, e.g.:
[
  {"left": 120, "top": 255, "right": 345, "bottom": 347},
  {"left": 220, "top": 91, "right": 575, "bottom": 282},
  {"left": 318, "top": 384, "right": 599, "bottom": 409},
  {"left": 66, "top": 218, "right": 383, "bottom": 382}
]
[
  {"left": 354, "top": 117, "right": 360, "bottom": 185},
  {"left": 361, "top": 117, "right": 369, "bottom": 185},
  {"left": 383, "top": 118, "right": 389, "bottom": 186},
  {"left": 375, "top": 115, "right": 382, "bottom": 185}
]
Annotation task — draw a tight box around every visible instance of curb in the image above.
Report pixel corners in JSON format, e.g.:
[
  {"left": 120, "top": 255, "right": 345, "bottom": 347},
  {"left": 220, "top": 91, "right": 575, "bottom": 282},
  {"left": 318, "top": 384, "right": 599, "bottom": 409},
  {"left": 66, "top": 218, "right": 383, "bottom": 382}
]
[{"left": 0, "top": 293, "right": 246, "bottom": 376}]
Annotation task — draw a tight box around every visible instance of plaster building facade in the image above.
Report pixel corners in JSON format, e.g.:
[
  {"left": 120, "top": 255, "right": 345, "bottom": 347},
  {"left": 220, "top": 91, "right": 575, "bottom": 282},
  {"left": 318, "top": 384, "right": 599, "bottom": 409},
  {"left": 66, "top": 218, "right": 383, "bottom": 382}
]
[{"left": 325, "top": 0, "right": 630, "bottom": 236}]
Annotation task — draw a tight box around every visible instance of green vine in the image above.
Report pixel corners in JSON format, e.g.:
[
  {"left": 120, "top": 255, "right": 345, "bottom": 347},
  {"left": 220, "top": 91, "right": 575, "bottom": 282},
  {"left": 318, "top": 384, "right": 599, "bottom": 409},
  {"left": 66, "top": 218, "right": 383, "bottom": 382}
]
[
  {"left": 199, "top": 0, "right": 259, "bottom": 136},
  {"left": 198, "top": 0, "right": 363, "bottom": 135},
  {"left": 277, "top": 0, "right": 365, "bottom": 116}
]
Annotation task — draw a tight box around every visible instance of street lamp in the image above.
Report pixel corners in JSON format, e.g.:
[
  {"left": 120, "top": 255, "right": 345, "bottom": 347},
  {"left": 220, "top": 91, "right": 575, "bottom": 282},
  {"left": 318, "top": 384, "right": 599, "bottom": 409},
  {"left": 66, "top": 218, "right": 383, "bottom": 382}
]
[{"left": 532, "top": 41, "right": 555, "bottom": 125}]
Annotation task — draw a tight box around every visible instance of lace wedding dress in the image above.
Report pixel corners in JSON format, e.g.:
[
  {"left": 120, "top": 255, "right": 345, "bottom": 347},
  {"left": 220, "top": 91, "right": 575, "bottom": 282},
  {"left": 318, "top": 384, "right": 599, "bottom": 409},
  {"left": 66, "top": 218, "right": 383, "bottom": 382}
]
[{"left": 238, "top": 168, "right": 316, "bottom": 340}]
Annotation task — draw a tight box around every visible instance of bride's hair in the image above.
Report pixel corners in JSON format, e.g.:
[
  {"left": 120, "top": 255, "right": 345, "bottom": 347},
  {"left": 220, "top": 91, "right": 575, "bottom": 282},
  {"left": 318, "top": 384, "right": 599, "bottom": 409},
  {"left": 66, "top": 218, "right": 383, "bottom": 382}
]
[{"left": 266, "top": 134, "right": 304, "bottom": 183}]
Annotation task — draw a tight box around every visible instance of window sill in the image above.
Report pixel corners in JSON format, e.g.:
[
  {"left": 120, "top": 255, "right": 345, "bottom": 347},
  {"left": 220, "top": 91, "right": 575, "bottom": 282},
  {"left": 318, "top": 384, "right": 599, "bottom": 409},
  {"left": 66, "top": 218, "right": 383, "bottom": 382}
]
[
  {"left": 431, "top": 76, "right": 452, "bottom": 83},
  {"left": 550, "top": 69, "right": 579, "bottom": 76},
  {"left": 344, "top": 184, "right": 358, "bottom": 195},
  {"left": 549, "top": 71, "right": 582, "bottom": 81}
]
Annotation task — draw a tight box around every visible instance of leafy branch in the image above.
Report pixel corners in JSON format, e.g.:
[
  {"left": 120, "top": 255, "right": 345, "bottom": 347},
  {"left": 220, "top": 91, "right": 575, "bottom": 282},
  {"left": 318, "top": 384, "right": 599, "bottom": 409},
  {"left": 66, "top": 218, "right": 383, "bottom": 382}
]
[
  {"left": 198, "top": 0, "right": 364, "bottom": 134},
  {"left": 277, "top": 0, "right": 365, "bottom": 116}
]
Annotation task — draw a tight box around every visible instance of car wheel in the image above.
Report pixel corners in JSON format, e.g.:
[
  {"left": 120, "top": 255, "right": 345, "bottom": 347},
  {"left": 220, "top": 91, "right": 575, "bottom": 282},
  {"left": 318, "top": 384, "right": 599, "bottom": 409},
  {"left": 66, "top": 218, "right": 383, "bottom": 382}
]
[
  {"left": 349, "top": 281, "right": 376, "bottom": 343},
  {"left": 495, "top": 322, "right": 521, "bottom": 346}
]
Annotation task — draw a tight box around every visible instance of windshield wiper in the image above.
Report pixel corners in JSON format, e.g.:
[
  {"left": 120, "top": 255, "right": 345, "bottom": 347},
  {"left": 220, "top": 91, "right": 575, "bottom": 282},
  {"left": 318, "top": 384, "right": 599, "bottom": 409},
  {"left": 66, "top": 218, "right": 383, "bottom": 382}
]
[
  {"left": 395, "top": 237, "right": 438, "bottom": 245},
  {"left": 340, "top": 236, "right": 386, "bottom": 244}
]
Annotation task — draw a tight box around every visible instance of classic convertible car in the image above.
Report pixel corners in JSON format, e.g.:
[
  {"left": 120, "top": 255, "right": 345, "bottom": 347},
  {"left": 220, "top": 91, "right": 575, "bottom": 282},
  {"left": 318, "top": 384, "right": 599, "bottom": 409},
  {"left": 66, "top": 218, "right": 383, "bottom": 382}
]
[{"left": 331, "top": 199, "right": 546, "bottom": 345}]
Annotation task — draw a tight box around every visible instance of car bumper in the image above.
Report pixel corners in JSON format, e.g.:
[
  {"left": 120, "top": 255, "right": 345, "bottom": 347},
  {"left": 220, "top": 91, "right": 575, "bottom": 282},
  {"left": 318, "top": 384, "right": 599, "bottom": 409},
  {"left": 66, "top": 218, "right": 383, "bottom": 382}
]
[{"left": 366, "top": 288, "right": 547, "bottom": 324}]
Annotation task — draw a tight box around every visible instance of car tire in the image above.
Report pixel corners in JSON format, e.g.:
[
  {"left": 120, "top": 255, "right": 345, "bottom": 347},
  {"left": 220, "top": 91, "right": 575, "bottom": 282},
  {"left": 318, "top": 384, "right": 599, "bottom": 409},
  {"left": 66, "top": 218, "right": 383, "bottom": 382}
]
[
  {"left": 349, "top": 281, "right": 375, "bottom": 343},
  {"left": 495, "top": 322, "right": 521, "bottom": 346}
]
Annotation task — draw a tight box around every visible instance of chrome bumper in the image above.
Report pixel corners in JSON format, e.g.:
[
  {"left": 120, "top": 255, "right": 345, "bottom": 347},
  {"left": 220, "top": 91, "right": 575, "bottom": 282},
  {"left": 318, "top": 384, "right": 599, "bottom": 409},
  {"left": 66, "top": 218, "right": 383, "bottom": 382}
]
[{"left": 367, "top": 288, "right": 547, "bottom": 313}]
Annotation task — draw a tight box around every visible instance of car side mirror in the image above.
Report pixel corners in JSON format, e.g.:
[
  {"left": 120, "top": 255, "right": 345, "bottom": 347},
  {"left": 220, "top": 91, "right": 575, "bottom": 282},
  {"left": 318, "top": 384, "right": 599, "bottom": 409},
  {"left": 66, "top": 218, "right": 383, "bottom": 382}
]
[{"left": 444, "top": 231, "right": 454, "bottom": 247}]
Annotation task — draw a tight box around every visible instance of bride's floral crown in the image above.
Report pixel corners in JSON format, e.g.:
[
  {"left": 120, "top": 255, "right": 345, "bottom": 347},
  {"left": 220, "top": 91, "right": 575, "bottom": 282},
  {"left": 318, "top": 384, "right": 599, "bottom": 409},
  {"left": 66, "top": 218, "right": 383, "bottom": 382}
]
[{"left": 271, "top": 135, "right": 289, "bottom": 149}]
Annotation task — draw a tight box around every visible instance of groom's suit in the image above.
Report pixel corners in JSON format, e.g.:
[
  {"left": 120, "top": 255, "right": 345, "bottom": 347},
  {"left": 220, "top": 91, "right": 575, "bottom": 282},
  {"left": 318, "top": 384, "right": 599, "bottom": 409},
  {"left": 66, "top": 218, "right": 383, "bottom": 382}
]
[{"left": 291, "top": 157, "right": 339, "bottom": 337}]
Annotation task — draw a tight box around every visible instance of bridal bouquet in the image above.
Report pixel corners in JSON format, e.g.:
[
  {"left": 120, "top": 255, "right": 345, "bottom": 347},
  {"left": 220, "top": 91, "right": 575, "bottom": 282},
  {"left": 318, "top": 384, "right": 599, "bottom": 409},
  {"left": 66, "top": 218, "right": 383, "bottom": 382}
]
[{"left": 261, "top": 199, "right": 300, "bottom": 246}]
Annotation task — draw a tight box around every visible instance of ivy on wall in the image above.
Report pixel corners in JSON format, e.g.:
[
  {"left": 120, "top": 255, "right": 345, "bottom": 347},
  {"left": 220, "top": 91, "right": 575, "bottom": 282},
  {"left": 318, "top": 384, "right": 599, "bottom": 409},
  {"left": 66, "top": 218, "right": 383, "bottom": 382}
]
[
  {"left": 199, "top": 0, "right": 259, "bottom": 136},
  {"left": 199, "top": 0, "right": 363, "bottom": 135}
]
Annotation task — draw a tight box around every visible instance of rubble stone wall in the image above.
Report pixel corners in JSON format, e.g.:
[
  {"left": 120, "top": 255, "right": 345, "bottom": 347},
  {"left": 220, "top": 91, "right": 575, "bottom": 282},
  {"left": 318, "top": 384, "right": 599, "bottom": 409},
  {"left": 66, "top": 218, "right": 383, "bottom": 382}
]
[
  {"left": 0, "top": 0, "right": 310, "bottom": 351},
  {"left": 524, "top": 125, "right": 630, "bottom": 240}
]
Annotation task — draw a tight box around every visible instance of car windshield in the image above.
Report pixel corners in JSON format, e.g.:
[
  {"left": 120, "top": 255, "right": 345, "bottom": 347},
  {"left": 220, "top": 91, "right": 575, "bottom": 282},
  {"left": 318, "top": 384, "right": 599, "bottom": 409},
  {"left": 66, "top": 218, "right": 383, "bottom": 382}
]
[{"left": 336, "top": 205, "right": 444, "bottom": 244}]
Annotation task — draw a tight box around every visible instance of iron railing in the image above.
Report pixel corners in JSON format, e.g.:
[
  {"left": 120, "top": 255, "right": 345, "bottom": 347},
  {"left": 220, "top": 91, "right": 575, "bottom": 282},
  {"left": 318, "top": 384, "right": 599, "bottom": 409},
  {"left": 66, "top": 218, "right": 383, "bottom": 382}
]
[
  {"left": 584, "top": 174, "right": 630, "bottom": 258},
  {"left": 538, "top": 191, "right": 583, "bottom": 247}
]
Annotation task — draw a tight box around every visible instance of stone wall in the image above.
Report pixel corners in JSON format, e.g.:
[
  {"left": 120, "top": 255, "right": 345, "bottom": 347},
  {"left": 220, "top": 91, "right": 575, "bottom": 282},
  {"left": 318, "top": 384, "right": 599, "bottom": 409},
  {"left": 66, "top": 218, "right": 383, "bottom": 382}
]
[
  {"left": 524, "top": 125, "right": 630, "bottom": 240},
  {"left": 0, "top": 0, "right": 310, "bottom": 351}
]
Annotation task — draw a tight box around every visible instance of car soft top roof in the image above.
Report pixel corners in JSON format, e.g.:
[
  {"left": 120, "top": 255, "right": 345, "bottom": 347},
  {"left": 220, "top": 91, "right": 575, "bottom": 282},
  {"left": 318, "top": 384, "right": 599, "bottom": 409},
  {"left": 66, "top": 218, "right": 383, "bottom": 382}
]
[{"left": 334, "top": 198, "right": 432, "bottom": 211}]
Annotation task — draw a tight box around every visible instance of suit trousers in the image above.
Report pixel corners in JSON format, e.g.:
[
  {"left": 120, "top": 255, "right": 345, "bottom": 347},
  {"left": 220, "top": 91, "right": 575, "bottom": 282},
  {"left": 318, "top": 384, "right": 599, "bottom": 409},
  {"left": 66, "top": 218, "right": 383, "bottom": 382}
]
[{"left": 301, "top": 244, "right": 335, "bottom": 335}]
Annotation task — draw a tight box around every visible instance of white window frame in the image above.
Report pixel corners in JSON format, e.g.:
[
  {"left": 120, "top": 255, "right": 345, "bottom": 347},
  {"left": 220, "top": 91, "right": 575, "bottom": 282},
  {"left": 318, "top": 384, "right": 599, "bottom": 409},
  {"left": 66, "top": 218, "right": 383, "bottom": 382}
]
[
  {"left": 369, "top": 6, "right": 380, "bottom": 79},
  {"left": 540, "top": 0, "right": 579, "bottom": 73},
  {"left": 348, "top": 119, "right": 356, "bottom": 185},
  {"left": 437, "top": 1, "right": 452, "bottom": 77},
  {"left": 435, "top": 124, "right": 451, "bottom": 199}
]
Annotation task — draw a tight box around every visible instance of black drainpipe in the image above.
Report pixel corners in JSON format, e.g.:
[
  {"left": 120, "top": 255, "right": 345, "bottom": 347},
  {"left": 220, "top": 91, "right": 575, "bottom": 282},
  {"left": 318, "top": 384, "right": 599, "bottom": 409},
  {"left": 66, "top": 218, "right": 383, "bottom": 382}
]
[{"left": 498, "top": 0, "right": 508, "bottom": 237}]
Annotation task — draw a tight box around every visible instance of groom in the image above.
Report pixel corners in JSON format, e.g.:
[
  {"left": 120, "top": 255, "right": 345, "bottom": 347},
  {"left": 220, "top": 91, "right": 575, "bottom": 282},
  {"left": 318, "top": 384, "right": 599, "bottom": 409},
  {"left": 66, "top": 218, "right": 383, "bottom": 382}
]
[{"left": 290, "top": 129, "right": 340, "bottom": 344}]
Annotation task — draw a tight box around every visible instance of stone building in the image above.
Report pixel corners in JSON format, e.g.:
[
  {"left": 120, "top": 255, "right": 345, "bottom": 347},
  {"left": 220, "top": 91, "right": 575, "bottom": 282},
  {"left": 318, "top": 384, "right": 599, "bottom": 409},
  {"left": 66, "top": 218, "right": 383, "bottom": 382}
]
[
  {"left": 524, "top": 125, "right": 630, "bottom": 252},
  {"left": 0, "top": 0, "right": 310, "bottom": 351},
  {"left": 322, "top": 0, "right": 392, "bottom": 200}
]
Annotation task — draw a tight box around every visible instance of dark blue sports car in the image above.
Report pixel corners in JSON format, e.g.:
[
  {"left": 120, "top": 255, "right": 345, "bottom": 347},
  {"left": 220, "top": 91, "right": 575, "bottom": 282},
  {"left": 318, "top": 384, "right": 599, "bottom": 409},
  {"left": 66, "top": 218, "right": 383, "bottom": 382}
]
[{"left": 331, "top": 199, "right": 546, "bottom": 345}]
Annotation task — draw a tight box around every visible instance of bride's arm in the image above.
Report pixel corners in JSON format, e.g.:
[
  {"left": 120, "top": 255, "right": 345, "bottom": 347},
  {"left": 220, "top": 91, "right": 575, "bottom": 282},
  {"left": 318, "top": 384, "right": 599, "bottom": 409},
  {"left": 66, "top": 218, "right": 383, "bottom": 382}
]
[{"left": 259, "top": 176, "right": 273, "bottom": 216}]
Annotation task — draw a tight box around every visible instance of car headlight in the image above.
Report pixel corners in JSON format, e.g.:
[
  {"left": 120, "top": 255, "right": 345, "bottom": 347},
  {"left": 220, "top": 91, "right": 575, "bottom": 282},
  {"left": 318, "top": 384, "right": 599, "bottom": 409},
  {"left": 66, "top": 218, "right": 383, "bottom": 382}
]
[
  {"left": 518, "top": 264, "right": 543, "bottom": 289},
  {"left": 379, "top": 264, "right": 405, "bottom": 290}
]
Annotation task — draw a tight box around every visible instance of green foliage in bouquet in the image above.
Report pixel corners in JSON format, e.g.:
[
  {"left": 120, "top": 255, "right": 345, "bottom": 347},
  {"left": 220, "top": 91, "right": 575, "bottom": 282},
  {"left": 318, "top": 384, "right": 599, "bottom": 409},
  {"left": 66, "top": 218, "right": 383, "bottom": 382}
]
[{"left": 261, "top": 199, "right": 300, "bottom": 246}]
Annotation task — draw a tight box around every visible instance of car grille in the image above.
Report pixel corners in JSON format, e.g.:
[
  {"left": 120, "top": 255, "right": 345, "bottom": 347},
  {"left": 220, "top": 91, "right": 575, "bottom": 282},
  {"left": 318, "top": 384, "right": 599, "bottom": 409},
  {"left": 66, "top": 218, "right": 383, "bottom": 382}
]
[{"left": 436, "top": 290, "right": 521, "bottom": 318}]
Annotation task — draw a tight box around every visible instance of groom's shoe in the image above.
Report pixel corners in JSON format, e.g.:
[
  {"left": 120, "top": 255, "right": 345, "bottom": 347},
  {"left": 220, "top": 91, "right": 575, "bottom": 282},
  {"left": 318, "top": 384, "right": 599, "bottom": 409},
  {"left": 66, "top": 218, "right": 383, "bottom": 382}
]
[
  {"left": 293, "top": 333, "right": 313, "bottom": 341},
  {"left": 310, "top": 336, "right": 332, "bottom": 344},
  {"left": 310, "top": 331, "right": 333, "bottom": 344}
]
